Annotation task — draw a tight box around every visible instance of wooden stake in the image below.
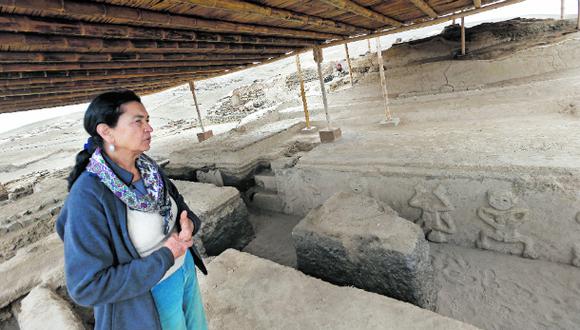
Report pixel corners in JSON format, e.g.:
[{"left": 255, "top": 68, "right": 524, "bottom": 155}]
[
  {"left": 376, "top": 37, "right": 392, "bottom": 120},
  {"left": 344, "top": 43, "right": 354, "bottom": 86},
  {"left": 188, "top": 81, "right": 205, "bottom": 132},
  {"left": 295, "top": 54, "right": 311, "bottom": 129},
  {"left": 461, "top": 17, "right": 466, "bottom": 56},
  {"left": 313, "top": 47, "right": 331, "bottom": 128},
  {"left": 577, "top": 0, "right": 580, "bottom": 29}
]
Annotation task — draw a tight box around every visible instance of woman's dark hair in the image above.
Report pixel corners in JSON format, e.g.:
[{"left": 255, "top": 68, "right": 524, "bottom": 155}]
[{"left": 67, "top": 90, "right": 142, "bottom": 191}]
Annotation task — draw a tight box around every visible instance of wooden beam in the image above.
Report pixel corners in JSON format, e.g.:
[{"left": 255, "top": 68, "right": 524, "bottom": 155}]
[
  {"left": 461, "top": 17, "right": 466, "bottom": 55},
  {"left": 319, "top": 0, "right": 403, "bottom": 27},
  {"left": 199, "top": 0, "right": 525, "bottom": 82},
  {"left": 376, "top": 37, "right": 392, "bottom": 120},
  {"left": 174, "top": 0, "right": 365, "bottom": 34},
  {"left": 0, "top": 14, "right": 318, "bottom": 48},
  {"left": 408, "top": 0, "right": 439, "bottom": 18},
  {"left": 344, "top": 43, "right": 354, "bottom": 86},
  {"left": 0, "top": 52, "right": 272, "bottom": 64},
  {"left": 0, "top": 32, "right": 296, "bottom": 54},
  {"left": 0, "top": 0, "right": 342, "bottom": 40},
  {"left": 295, "top": 54, "right": 311, "bottom": 129},
  {"left": 0, "top": 65, "right": 234, "bottom": 81},
  {"left": 0, "top": 71, "right": 215, "bottom": 87},
  {"left": 2, "top": 79, "right": 191, "bottom": 97},
  {"left": 1, "top": 85, "right": 176, "bottom": 106},
  {"left": 474, "top": 0, "right": 482, "bottom": 9},
  {"left": 0, "top": 59, "right": 259, "bottom": 73},
  {"left": 188, "top": 81, "right": 205, "bottom": 133},
  {"left": 313, "top": 47, "right": 331, "bottom": 128},
  {"left": 0, "top": 85, "right": 180, "bottom": 113},
  {"left": 322, "top": 0, "right": 525, "bottom": 48}
]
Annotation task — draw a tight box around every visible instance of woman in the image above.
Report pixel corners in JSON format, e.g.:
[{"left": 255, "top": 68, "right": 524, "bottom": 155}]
[{"left": 56, "top": 90, "right": 208, "bottom": 330}]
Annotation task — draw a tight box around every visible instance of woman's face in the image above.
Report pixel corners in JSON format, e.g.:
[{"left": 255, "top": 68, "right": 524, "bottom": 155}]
[{"left": 110, "top": 101, "right": 153, "bottom": 153}]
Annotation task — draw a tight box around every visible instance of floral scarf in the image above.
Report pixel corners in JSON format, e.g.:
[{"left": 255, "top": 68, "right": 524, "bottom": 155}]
[{"left": 86, "top": 147, "right": 173, "bottom": 234}]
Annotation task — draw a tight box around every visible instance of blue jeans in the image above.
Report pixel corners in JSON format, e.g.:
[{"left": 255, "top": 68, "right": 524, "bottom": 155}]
[{"left": 151, "top": 250, "right": 208, "bottom": 330}]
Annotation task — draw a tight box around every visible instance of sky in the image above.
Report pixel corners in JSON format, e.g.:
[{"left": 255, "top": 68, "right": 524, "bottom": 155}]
[{"left": 0, "top": 0, "right": 577, "bottom": 135}]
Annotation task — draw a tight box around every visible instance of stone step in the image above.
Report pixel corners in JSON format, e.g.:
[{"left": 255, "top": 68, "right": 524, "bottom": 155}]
[
  {"left": 249, "top": 191, "right": 285, "bottom": 213},
  {"left": 198, "top": 249, "right": 478, "bottom": 330},
  {"left": 254, "top": 171, "right": 277, "bottom": 193}
]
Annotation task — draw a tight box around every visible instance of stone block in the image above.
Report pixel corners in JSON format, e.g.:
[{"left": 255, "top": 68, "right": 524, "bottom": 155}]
[
  {"left": 172, "top": 180, "right": 254, "bottom": 256},
  {"left": 249, "top": 191, "right": 285, "bottom": 213},
  {"left": 254, "top": 171, "right": 277, "bottom": 192},
  {"left": 318, "top": 127, "right": 342, "bottom": 143},
  {"left": 197, "top": 130, "right": 214, "bottom": 142},
  {"left": 292, "top": 192, "right": 437, "bottom": 309},
  {"left": 0, "top": 233, "right": 64, "bottom": 309},
  {"left": 199, "top": 249, "right": 477, "bottom": 330},
  {"left": 17, "top": 286, "right": 84, "bottom": 330}
]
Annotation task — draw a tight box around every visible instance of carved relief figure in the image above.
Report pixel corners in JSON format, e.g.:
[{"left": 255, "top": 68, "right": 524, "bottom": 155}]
[
  {"left": 408, "top": 184, "right": 456, "bottom": 243},
  {"left": 476, "top": 189, "right": 537, "bottom": 259}
]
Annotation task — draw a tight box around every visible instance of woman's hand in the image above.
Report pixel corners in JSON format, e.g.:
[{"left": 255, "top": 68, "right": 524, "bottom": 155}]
[
  {"left": 163, "top": 232, "right": 192, "bottom": 259},
  {"left": 178, "top": 210, "right": 194, "bottom": 242}
]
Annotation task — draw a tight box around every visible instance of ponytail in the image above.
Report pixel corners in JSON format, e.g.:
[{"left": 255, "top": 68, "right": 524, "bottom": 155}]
[{"left": 67, "top": 149, "right": 92, "bottom": 191}]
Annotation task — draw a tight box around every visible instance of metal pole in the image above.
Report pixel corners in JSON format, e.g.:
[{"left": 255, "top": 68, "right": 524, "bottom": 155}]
[
  {"left": 344, "top": 43, "right": 354, "bottom": 86},
  {"left": 577, "top": 0, "right": 580, "bottom": 29},
  {"left": 188, "top": 80, "right": 205, "bottom": 133},
  {"left": 295, "top": 54, "right": 311, "bottom": 129},
  {"left": 461, "top": 17, "right": 466, "bottom": 56},
  {"left": 313, "top": 47, "right": 331, "bottom": 128},
  {"left": 376, "top": 37, "right": 392, "bottom": 121}
]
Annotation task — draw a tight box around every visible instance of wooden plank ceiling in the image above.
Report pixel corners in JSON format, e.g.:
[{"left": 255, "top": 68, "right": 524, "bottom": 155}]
[{"left": 0, "top": 0, "right": 512, "bottom": 113}]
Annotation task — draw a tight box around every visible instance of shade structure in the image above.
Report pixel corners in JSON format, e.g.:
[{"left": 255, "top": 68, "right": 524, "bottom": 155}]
[{"left": 0, "top": 0, "right": 522, "bottom": 113}]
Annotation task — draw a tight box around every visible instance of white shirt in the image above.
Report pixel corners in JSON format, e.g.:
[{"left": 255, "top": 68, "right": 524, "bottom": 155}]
[{"left": 127, "top": 196, "right": 185, "bottom": 283}]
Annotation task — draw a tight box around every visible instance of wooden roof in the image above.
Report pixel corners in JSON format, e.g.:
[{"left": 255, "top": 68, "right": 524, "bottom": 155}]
[{"left": 0, "top": 0, "right": 521, "bottom": 113}]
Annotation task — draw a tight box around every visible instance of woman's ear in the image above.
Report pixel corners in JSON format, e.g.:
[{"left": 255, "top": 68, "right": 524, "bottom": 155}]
[{"left": 96, "top": 123, "right": 114, "bottom": 145}]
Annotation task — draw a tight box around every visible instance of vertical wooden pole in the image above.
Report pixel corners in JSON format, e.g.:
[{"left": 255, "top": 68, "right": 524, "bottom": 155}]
[
  {"left": 452, "top": 18, "right": 456, "bottom": 25},
  {"left": 561, "top": 0, "right": 565, "bottom": 19},
  {"left": 376, "top": 37, "right": 392, "bottom": 121},
  {"left": 188, "top": 80, "right": 205, "bottom": 132},
  {"left": 295, "top": 54, "right": 311, "bottom": 129},
  {"left": 344, "top": 43, "right": 354, "bottom": 86},
  {"left": 577, "top": 0, "right": 580, "bottom": 29},
  {"left": 461, "top": 17, "right": 466, "bottom": 56},
  {"left": 367, "top": 38, "right": 372, "bottom": 54},
  {"left": 313, "top": 46, "right": 331, "bottom": 129}
]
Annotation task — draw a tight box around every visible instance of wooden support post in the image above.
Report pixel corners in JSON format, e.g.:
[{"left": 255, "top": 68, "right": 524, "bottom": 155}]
[
  {"left": 561, "top": 0, "right": 565, "bottom": 19},
  {"left": 295, "top": 54, "right": 314, "bottom": 131},
  {"left": 577, "top": 0, "right": 580, "bottom": 29},
  {"left": 188, "top": 80, "right": 213, "bottom": 142},
  {"left": 313, "top": 46, "right": 341, "bottom": 142},
  {"left": 314, "top": 47, "right": 330, "bottom": 128},
  {"left": 344, "top": 43, "right": 354, "bottom": 86},
  {"left": 376, "top": 38, "right": 399, "bottom": 127},
  {"left": 461, "top": 17, "right": 466, "bottom": 56},
  {"left": 367, "top": 39, "right": 372, "bottom": 54}
]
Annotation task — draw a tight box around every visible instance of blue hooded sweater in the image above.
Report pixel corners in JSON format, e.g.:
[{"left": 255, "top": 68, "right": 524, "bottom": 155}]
[{"left": 56, "top": 159, "right": 207, "bottom": 330}]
